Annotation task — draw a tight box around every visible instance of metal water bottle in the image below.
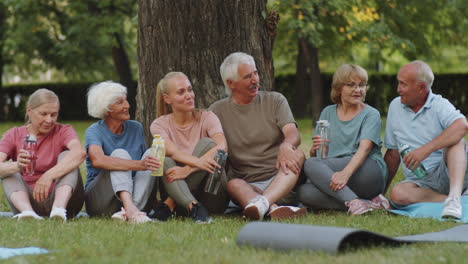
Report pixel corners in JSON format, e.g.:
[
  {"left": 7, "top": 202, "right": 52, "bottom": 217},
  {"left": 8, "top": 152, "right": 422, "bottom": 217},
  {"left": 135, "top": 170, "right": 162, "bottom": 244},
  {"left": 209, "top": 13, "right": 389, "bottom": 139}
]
[
  {"left": 151, "top": 134, "right": 165, "bottom": 176},
  {"left": 22, "top": 134, "right": 37, "bottom": 177},
  {"left": 398, "top": 144, "right": 427, "bottom": 179},
  {"left": 316, "top": 120, "right": 330, "bottom": 159},
  {"left": 204, "top": 149, "right": 227, "bottom": 195}
]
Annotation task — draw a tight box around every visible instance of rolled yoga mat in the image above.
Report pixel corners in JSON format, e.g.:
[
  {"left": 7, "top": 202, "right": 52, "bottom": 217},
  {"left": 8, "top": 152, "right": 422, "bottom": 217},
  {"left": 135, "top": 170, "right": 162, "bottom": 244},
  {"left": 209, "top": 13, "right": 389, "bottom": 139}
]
[{"left": 237, "top": 222, "right": 468, "bottom": 254}]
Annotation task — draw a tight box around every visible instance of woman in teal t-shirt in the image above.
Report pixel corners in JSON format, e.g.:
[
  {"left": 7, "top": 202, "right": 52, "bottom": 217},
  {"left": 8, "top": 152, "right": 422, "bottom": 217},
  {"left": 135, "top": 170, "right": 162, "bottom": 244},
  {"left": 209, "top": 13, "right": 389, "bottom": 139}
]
[{"left": 298, "top": 64, "right": 388, "bottom": 215}]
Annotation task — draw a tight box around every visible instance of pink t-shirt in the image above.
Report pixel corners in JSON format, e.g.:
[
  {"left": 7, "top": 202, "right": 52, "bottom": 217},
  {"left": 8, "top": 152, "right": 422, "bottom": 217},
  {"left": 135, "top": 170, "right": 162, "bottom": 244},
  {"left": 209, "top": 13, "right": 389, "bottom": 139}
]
[
  {"left": 0, "top": 124, "right": 78, "bottom": 189},
  {"left": 150, "top": 111, "right": 223, "bottom": 154}
]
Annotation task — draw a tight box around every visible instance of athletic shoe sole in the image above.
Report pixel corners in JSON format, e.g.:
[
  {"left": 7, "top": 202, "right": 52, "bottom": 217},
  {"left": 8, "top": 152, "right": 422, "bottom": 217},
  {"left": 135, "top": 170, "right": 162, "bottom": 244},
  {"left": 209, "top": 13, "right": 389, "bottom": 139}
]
[
  {"left": 441, "top": 210, "right": 462, "bottom": 220},
  {"left": 269, "top": 207, "right": 308, "bottom": 220},
  {"left": 49, "top": 215, "right": 67, "bottom": 222},
  {"left": 194, "top": 217, "right": 213, "bottom": 224},
  {"left": 242, "top": 205, "right": 261, "bottom": 220}
]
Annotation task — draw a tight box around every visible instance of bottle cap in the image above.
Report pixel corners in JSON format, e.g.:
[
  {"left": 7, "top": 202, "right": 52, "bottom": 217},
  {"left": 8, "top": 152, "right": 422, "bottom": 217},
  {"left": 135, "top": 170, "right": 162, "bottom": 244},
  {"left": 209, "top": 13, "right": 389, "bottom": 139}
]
[
  {"left": 26, "top": 134, "right": 37, "bottom": 142},
  {"left": 153, "top": 134, "right": 161, "bottom": 138},
  {"left": 398, "top": 144, "right": 409, "bottom": 152},
  {"left": 316, "top": 120, "right": 329, "bottom": 126}
]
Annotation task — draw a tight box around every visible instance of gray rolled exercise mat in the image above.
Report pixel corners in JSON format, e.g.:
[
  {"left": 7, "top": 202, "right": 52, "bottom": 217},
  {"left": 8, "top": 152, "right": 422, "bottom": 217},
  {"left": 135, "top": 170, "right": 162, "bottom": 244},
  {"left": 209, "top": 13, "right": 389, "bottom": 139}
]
[{"left": 237, "top": 222, "right": 468, "bottom": 254}]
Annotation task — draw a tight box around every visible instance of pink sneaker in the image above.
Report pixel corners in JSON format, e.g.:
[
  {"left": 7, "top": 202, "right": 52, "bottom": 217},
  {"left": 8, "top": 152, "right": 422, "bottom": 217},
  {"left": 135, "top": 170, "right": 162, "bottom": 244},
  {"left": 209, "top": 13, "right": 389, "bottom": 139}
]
[
  {"left": 127, "top": 212, "right": 152, "bottom": 224},
  {"left": 111, "top": 208, "right": 127, "bottom": 221},
  {"left": 345, "top": 199, "right": 372, "bottom": 215},
  {"left": 369, "top": 194, "right": 390, "bottom": 210}
]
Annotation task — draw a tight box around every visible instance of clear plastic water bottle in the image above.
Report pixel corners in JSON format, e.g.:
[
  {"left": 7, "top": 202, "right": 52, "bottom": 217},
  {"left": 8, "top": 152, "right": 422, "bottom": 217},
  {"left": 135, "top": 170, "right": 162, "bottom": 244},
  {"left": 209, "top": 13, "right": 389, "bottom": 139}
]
[
  {"left": 204, "top": 149, "right": 227, "bottom": 195},
  {"left": 22, "top": 134, "right": 37, "bottom": 177},
  {"left": 398, "top": 144, "right": 427, "bottom": 179},
  {"left": 151, "top": 134, "right": 165, "bottom": 176},
  {"left": 316, "top": 120, "right": 330, "bottom": 159}
]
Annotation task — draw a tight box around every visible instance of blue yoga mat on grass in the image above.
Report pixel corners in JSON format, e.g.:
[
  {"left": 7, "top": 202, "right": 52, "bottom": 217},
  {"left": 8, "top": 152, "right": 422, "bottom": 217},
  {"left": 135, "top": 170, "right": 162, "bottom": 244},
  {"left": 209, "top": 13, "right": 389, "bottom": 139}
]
[
  {"left": 389, "top": 196, "right": 468, "bottom": 223},
  {"left": 0, "top": 247, "right": 49, "bottom": 259}
]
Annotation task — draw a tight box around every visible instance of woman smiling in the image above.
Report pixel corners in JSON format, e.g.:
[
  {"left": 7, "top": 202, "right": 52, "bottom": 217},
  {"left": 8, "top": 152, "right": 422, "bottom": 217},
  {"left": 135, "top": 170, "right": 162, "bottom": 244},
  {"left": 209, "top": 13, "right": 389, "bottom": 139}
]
[
  {"left": 298, "top": 64, "right": 388, "bottom": 215},
  {"left": 84, "top": 81, "right": 159, "bottom": 224}
]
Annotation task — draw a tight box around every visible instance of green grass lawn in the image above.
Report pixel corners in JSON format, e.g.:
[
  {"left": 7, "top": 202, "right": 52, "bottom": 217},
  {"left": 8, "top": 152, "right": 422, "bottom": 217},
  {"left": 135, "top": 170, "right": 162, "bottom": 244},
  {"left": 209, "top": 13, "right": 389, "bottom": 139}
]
[{"left": 0, "top": 120, "right": 467, "bottom": 263}]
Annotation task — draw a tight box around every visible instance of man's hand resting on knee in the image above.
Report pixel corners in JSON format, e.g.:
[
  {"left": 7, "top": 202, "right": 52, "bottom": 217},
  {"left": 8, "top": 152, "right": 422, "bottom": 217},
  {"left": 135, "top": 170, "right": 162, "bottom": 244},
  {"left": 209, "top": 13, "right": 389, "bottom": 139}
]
[{"left": 276, "top": 142, "right": 303, "bottom": 175}]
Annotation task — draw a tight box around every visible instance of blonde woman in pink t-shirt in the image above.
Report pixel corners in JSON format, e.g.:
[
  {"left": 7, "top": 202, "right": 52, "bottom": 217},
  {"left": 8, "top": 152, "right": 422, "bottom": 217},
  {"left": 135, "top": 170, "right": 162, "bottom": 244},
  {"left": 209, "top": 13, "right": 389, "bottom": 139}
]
[
  {"left": 149, "top": 72, "right": 228, "bottom": 223},
  {"left": 0, "top": 89, "right": 85, "bottom": 221}
]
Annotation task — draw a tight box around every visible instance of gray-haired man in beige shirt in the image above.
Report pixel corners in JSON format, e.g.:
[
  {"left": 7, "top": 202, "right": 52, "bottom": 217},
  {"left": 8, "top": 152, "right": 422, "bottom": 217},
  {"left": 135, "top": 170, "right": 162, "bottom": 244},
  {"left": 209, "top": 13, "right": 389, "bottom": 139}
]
[{"left": 209, "top": 52, "right": 306, "bottom": 220}]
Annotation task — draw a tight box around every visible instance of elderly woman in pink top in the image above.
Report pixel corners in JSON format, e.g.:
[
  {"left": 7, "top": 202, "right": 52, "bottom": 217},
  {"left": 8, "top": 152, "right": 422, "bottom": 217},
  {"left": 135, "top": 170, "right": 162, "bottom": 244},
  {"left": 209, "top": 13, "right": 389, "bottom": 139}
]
[
  {"left": 0, "top": 89, "right": 85, "bottom": 221},
  {"left": 149, "top": 72, "right": 228, "bottom": 223}
]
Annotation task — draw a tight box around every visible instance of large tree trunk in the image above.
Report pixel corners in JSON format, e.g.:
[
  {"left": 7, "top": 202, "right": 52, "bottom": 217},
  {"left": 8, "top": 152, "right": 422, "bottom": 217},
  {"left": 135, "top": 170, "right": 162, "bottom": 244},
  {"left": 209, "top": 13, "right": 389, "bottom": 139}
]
[
  {"left": 308, "top": 42, "right": 322, "bottom": 122},
  {"left": 112, "top": 32, "right": 136, "bottom": 118},
  {"left": 0, "top": 3, "right": 6, "bottom": 121},
  {"left": 294, "top": 37, "right": 322, "bottom": 121},
  {"left": 137, "top": 0, "right": 275, "bottom": 141}
]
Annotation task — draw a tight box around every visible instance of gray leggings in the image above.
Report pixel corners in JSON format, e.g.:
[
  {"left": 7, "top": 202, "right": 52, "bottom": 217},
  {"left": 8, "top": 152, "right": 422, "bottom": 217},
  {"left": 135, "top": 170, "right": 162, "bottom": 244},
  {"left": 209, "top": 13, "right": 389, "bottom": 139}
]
[
  {"left": 298, "top": 156, "right": 385, "bottom": 210},
  {"left": 161, "top": 138, "right": 229, "bottom": 214},
  {"left": 85, "top": 148, "right": 157, "bottom": 217},
  {"left": 1, "top": 151, "right": 84, "bottom": 218}
]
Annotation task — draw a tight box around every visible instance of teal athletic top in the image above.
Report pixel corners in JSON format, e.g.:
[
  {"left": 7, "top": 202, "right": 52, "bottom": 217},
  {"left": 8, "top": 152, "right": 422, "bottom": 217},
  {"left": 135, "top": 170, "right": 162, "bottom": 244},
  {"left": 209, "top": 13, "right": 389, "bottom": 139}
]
[{"left": 314, "top": 104, "right": 388, "bottom": 183}]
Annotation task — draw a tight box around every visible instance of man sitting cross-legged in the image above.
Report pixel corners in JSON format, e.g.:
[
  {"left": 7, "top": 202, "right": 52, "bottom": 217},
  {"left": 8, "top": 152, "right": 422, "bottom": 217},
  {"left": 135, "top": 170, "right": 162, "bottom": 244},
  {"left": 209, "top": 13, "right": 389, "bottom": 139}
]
[
  {"left": 384, "top": 60, "right": 468, "bottom": 219},
  {"left": 209, "top": 52, "right": 306, "bottom": 220}
]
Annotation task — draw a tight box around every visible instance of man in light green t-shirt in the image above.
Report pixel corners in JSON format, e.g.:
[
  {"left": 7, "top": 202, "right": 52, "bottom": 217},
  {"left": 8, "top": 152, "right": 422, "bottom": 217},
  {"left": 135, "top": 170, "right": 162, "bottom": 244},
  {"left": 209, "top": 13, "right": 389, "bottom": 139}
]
[{"left": 209, "top": 52, "right": 306, "bottom": 220}]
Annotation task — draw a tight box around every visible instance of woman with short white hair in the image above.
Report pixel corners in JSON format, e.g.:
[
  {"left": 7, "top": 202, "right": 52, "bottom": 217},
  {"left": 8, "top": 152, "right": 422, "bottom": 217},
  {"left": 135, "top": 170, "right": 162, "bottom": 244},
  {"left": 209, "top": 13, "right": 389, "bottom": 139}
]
[
  {"left": 85, "top": 81, "right": 159, "bottom": 224},
  {"left": 0, "top": 89, "right": 85, "bottom": 221}
]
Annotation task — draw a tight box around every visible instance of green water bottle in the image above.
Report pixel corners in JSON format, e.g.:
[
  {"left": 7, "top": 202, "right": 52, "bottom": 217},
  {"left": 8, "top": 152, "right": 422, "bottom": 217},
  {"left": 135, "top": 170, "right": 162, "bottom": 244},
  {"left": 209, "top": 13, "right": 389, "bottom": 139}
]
[{"left": 398, "top": 144, "right": 427, "bottom": 179}]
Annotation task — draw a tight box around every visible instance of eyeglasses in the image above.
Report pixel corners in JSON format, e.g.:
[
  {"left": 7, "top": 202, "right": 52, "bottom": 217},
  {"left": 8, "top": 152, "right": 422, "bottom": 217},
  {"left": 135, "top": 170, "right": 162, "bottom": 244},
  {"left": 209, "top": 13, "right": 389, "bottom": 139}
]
[{"left": 344, "top": 82, "right": 368, "bottom": 91}]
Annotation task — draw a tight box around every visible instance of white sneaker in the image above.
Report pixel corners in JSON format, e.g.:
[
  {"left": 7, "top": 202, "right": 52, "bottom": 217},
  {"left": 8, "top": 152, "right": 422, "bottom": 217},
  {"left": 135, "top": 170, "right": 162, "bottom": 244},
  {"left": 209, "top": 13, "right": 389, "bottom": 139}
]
[
  {"left": 111, "top": 208, "right": 127, "bottom": 221},
  {"left": 441, "top": 196, "right": 462, "bottom": 219},
  {"left": 12, "top": 210, "right": 44, "bottom": 221},
  {"left": 242, "top": 195, "right": 269, "bottom": 220},
  {"left": 49, "top": 207, "right": 67, "bottom": 222}
]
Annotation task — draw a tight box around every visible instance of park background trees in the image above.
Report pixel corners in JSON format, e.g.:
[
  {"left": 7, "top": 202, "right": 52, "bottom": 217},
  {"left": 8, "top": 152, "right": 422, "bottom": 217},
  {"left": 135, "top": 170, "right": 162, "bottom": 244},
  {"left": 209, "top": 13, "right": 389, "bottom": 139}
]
[
  {"left": 0, "top": 0, "right": 138, "bottom": 120},
  {"left": 0, "top": 0, "right": 467, "bottom": 124},
  {"left": 274, "top": 0, "right": 468, "bottom": 119}
]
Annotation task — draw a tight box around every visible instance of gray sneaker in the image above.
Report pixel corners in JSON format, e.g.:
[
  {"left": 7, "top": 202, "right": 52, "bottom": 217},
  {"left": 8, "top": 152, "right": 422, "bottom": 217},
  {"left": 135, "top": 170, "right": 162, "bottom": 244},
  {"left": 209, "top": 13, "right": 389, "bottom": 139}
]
[{"left": 441, "top": 196, "right": 462, "bottom": 219}]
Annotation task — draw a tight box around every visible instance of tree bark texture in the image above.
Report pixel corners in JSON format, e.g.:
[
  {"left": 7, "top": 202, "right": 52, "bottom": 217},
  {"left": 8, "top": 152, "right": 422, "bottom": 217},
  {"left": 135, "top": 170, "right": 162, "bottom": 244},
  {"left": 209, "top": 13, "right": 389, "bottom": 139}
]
[
  {"left": 294, "top": 37, "right": 322, "bottom": 120},
  {"left": 112, "top": 32, "right": 136, "bottom": 117},
  {"left": 0, "top": 3, "right": 6, "bottom": 121},
  {"left": 137, "top": 0, "right": 275, "bottom": 141}
]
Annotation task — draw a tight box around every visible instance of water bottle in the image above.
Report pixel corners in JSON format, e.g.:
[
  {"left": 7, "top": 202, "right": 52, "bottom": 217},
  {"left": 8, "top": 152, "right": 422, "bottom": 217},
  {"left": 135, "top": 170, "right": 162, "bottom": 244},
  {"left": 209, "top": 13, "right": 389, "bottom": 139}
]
[
  {"left": 204, "top": 149, "right": 227, "bottom": 195},
  {"left": 151, "top": 134, "right": 165, "bottom": 176},
  {"left": 316, "top": 120, "right": 330, "bottom": 159},
  {"left": 22, "top": 134, "right": 37, "bottom": 177},
  {"left": 398, "top": 144, "right": 427, "bottom": 179}
]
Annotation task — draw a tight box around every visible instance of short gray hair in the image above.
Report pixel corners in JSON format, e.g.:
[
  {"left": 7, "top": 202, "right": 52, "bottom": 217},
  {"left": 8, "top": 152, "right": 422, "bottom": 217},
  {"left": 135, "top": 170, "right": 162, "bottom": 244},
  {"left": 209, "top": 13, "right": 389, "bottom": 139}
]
[
  {"left": 87, "top": 81, "right": 127, "bottom": 119},
  {"left": 409, "top": 60, "right": 434, "bottom": 89},
  {"left": 220, "top": 52, "right": 256, "bottom": 95}
]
